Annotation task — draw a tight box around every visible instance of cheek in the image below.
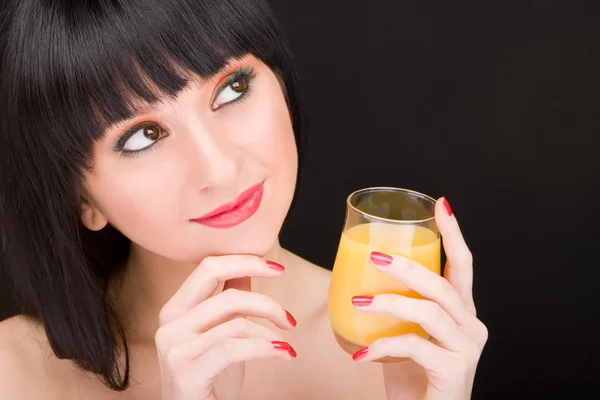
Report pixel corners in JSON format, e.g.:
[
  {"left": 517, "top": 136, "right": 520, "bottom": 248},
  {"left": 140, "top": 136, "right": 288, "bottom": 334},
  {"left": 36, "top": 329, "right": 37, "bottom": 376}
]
[
  {"left": 243, "top": 89, "right": 297, "bottom": 176},
  {"left": 248, "top": 85, "right": 299, "bottom": 223},
  {"left": 87, "top": 160, "right": 185, "bottom": 235}
]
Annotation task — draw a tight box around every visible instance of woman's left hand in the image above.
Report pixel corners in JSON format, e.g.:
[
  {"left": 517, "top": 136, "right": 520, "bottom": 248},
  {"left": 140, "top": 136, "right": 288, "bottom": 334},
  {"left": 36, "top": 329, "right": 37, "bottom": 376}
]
[{"left": 351, "top": 198, "right": 488, "bottom": 400}]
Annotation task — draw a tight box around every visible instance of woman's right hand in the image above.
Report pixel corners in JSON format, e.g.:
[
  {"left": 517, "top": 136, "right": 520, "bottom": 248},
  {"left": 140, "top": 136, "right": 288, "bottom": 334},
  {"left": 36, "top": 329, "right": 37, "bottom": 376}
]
[{"left": 155, "top": 255, "right": 298, "bottom": 400}]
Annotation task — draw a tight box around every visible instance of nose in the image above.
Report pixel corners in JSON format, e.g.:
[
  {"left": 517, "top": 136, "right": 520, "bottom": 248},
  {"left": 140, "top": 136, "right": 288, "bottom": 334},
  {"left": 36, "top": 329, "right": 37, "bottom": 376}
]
[{"left": 181, "top": 120, "right": 241, "bottom": 191}]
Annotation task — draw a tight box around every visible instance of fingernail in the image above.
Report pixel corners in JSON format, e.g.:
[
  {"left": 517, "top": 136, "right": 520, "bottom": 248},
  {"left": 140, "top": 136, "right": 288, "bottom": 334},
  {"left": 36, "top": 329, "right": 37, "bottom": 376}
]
[
  {"left": 442, "top": 197, "right": 453, "bottom": 216},
  {"left": 266, "top": 260, "right": 285, "bottom": 272},
  {"left": 272, "top": 341, "right": 297, "bottom": 358},
  {"left": 370, "top": 251, "right": 393, "bottom": 266},
  {"left": 351, "top": 295, "right": 374, "bottom": 306},
  {"left": 286, "top": 310, "right": 297, "bottom": 327},
  {"left": 352, "top": 347, "right": 369, "bottom": 361}
]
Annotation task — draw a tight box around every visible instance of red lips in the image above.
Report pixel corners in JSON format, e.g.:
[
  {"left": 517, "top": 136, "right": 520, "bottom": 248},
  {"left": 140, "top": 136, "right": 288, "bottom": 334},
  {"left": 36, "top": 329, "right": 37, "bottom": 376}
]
[{"left": 190, "top": 181, "right": 265, "bottom": 228}]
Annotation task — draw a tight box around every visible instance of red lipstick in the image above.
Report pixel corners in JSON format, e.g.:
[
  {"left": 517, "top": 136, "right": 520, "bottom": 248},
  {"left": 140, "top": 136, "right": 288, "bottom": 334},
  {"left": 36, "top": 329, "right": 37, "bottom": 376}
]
[{"left": 190, "top": 181, "right": 264, "bottom": 228}]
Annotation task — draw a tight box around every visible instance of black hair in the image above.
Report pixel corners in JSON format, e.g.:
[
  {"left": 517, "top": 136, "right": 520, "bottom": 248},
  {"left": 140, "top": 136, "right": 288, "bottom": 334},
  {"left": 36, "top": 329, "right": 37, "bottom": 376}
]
[{"left": 0, "top": 0, "right": 307, "bottom": 391}]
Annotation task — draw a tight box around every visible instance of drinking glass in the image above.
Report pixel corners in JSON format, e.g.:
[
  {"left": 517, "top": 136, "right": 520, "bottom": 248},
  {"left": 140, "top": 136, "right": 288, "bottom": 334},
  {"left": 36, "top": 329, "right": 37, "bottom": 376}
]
[{"left": 327, "top": 187, "right": 440, "bottom": 362}]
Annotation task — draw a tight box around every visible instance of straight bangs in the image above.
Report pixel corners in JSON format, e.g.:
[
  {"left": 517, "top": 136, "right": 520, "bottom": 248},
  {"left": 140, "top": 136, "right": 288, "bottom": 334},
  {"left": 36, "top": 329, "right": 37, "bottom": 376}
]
[
  {"left": 4, "top": 0, "right": 293, "bottom": 169},
  {"left": 0, "top": 0, "right": 305, "bottom": 390}
]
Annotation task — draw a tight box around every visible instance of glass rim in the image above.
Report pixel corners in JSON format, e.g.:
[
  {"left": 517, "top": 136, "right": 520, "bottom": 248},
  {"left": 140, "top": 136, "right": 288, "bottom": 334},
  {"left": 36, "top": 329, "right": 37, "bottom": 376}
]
[{"left": 346, "top": 187, "right": 437, "bottom": 224}]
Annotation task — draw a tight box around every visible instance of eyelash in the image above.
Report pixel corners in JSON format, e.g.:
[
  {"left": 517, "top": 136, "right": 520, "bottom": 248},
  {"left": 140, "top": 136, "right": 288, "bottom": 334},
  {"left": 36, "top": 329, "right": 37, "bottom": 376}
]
[
  {"left": 212, "top": 66, "right": 256, "bottom": 110},
  {"left": 114, "top": 66, "right": 257, "bottom": 157}
]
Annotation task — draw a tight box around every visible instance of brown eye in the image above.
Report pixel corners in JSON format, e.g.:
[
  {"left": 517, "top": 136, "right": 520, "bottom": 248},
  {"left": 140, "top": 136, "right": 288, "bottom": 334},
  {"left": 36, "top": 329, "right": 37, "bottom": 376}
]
[
  {"left": 230, "top": 77, "right": 247, "bottom": 93},
  {"left": 143, "top": 124, "right": 161, "bottom": 141},
  {"left": 120, "top": 123, "right": 167, "bottom": 153},
  {"left": 212, "top": 70, "right": 254, "bottom": 109}
]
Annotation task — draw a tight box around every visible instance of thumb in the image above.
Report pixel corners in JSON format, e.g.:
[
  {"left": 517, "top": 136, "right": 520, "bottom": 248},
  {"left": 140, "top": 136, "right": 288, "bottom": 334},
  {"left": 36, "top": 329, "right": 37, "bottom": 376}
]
[{"left": 435, "top": 197, "right": 475, "bottom": 313}]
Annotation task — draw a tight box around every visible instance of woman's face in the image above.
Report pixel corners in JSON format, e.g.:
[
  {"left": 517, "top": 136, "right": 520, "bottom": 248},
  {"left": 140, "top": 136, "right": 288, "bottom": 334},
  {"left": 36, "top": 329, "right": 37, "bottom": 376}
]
[{"left": 82, "top": 55, "right": 298, "bottom": 262}]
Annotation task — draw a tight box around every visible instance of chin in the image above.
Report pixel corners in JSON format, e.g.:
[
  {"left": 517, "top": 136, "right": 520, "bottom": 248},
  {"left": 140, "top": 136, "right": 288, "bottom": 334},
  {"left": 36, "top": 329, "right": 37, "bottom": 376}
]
[
  {"left": 223, "top": 217, "right": 284, "bottom": 256},
  {"left": 176, "top": 216, "right": 282, "bottom": 264},
  {"left": 181, "top": 234, "right": 277, "bottom": 264},
  {"left": 227, "top": 237, "right": 278, "bottom": 257},
  {"left": 182, "top": 179, "right": 294, "bottom": 263},
  {"left": 216, "top": 181, "right": 293, "bottom": 258},
  {"left": 213, "top": 220, "right": 286, "bottom": 261}
]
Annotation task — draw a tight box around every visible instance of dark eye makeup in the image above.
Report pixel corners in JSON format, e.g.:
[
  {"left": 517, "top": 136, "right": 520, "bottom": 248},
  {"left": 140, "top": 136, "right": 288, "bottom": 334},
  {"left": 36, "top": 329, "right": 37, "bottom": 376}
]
[{"left": 112, "top": 66, "right": 257, "bottom": 157}]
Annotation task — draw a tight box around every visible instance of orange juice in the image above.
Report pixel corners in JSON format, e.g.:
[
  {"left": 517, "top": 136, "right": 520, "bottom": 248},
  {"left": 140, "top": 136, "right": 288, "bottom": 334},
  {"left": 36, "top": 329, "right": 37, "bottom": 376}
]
[{"left": 328, "top": 222, "right": 440, "bottom": 353}]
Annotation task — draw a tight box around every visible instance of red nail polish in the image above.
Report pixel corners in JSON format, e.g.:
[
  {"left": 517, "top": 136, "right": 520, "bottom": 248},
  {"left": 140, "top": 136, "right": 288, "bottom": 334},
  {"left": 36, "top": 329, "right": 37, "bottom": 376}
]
[
  {"left": 442, "top": 197, "right": 453, "bottom": 216},
  {"left": 266, "top": 260, "right": 285, "bottom": 271},
  {"left": 352, "top": 295, "right": 374, "bottom": 306},
  {"left": 286, "top": 310, "right": 297, "bottom": 327},
  {"left": 352, "top": 347, "right": 369, "bottom": 361},
  {"left": 370, "top": 251, "right": 393, "bottom": 266},
  {"left": 272, "top": 341, "right": 297, "bottom": 358}
]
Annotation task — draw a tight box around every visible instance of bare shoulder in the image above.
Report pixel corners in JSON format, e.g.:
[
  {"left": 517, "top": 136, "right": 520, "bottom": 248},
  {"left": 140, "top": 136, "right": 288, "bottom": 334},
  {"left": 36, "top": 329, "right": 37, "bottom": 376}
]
[
  {"left": 0, "top": 315, "right": 48, "bottom": 397},
  {"left": 0, "top": 314, "right": 43, "bottom": 365}
]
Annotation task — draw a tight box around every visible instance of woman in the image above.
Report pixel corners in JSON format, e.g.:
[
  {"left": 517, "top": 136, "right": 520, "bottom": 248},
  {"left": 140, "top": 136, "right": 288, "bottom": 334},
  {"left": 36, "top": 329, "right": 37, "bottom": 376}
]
[{"left": 0, "top": 0, "right": 488, "bottom": 398}]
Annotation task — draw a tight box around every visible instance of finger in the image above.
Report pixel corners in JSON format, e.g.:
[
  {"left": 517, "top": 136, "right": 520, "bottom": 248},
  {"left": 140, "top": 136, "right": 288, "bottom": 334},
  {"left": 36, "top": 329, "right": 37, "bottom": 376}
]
[
  {"left": 187, "top": 338, "right": 296, "bottom": 384},
  {"left": 435, "top": 197, "right": 475, "bottom": 312},
  {"left": 352, "top": 335, "right": 467, "bottom": 395},
  {"left": 161, "top": 289, "right": 297, "bottom": 345},
  {"left": 369, "top": 251, "right": 474, "bottom": 326},
  {"left": 163, "top": 318, "right": 283, "bottom": 364},
  {"left": 160, "top": 255, "right": 285, "bottom": 324},
  {"left": 355, "top": 335, "right": 470, "bottom": 399},
  {"left": 352, "top": 334, "right": 453, "bottom": 372},
  {"left": 190, "top": 289, "right": 296, "bottom": 331},
  {"left": 352, "top": 294, "right": 468, "bottom": 351}
]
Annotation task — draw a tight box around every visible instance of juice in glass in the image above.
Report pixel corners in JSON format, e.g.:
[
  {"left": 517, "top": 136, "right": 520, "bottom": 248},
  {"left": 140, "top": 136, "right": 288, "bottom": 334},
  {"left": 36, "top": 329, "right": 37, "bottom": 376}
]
[{"left": 327, "top": 188, "right": 440, "bottom": 361}]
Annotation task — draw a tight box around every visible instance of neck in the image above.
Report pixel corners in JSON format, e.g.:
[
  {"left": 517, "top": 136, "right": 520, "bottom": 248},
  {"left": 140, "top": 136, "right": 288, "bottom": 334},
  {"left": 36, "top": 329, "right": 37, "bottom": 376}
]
[{"left": 110, "top": 240, "right": 287, "bottom": 344}]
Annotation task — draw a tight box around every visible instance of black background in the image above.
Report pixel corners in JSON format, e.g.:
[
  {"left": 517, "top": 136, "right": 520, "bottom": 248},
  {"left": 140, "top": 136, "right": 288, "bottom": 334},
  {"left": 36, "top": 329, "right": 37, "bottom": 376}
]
[{"left": 1, "top": 1, "right": 599, "bottom": 398}]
